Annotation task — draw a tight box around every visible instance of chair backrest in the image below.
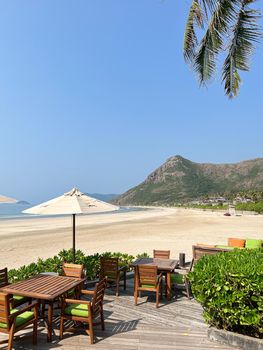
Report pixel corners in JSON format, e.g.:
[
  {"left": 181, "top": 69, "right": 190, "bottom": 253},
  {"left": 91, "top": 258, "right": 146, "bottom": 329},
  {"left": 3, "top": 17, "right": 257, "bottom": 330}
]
[
  {"left": 100, "top": 257, "right": 118, "bottom": 278},
  {"left": 153, "top": 250, "right": 170, "bottom": 259},
  {"left": 137, "top": 265, "right": 158, "bottom": 287},
  {"left": 91, "top": 277, "right": 107, "bottom": 317},
  {"left": 192, "top": 245, "right": 230, "bottom": 262},
  {"left": 191, "top": 245, "right": 231, "bottom": 271},
  {"left": 0, "top": 292, "right": 10, "bottom": 330},
  {"left": 62, "top": 263, "right": 84, "bottom": 278},
  {"left": 0, "top": 268, "right": 8, "bottom": 288}
]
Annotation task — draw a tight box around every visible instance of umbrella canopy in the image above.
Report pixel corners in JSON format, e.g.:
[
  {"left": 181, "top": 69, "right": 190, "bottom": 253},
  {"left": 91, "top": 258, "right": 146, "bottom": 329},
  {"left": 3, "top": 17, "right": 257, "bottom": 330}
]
[
  {"left": 23, "top": 187, "right": 119, "bottom": 261},
  {"left": 0, "top": 195, "right": 18, "bottom": 203}
]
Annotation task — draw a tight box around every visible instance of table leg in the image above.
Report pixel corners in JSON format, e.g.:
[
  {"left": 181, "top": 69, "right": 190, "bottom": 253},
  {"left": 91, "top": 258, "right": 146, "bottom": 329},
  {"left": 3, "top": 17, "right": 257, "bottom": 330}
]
[
  {"left": 133, "top": 267, "right": 137, "bottom": 299},
  {"left": 167, "top": 271, "right": 171, "bottom": 301},
  {"left": 47, "top": 301, "right": 53, "bottom": 342}
]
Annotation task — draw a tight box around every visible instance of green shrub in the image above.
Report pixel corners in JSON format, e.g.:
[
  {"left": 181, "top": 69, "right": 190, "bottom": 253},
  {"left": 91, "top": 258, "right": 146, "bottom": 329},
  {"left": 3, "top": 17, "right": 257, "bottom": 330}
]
[
  {"left": 236, "top": 201, "right": 263, "bottom": 214},
  {"left": 188, "top": 249, "right": 263, "bottom": 338},
  {"left": 8, "top": 249, "right": 149, "bottom": 283}
]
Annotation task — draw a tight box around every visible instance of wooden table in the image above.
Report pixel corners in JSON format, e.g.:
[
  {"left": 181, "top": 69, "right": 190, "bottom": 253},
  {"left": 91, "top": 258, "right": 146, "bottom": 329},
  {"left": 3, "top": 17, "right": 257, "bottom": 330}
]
[
  {"left": 0, "top": 274, "right": 85, "bottom": 342},
  {"left": 130, "top": 258, "right": 178, "bottom": 300}
]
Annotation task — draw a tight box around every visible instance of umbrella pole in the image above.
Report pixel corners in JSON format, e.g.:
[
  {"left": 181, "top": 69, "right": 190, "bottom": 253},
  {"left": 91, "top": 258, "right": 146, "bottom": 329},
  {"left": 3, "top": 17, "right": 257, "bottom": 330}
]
[{"left": 72, "top": 214, "right": 76, "bottom": 263}]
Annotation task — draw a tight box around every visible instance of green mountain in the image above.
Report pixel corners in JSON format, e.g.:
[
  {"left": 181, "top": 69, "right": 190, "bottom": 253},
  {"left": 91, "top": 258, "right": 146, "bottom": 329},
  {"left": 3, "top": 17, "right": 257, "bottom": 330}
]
[{"left": 113, "top": 156, "right": 263, "bottom": 205}]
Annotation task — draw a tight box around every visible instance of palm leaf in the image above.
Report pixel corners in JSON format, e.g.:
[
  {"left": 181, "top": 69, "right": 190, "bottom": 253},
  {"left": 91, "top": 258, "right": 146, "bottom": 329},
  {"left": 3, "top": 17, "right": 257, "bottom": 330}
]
[
  {"left": 184, "top": 0, "right": 204, "bottom": 62},
  {"left": 222, "top": 0, "right": 262, "bottom": 98},
  {"left": 193, "top": 29, "right": 217, "bottom": 83},
  {"left": 193, "top": 0, "right": 234, "bottom": 83},
  {"left": 200, "top": 0, "right": 217, "bottom": 17}
]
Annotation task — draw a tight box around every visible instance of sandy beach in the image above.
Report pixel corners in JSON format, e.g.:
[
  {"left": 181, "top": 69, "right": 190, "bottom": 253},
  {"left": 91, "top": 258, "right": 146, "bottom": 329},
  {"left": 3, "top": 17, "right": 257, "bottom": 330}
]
[{"left": 0, "top": 207, "right": 262, "bottom": 269}]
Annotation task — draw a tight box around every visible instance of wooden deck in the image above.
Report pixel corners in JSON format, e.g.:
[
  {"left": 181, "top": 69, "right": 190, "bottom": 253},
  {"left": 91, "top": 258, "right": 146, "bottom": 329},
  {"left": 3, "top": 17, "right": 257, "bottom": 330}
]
[{"left": 0, "top": 278, "right": 239, "bottom": 349}]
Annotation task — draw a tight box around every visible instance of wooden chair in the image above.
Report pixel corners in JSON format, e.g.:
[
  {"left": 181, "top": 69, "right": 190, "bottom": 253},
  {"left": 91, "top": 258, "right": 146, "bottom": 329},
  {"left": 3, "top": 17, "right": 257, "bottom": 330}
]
[
  {"left": 153, "top": 250, "right": 170, "bottom": 259},
  {"left": 100, "top": 257, "right": 127, "bottom": 296},
  {"left": 0, "top": 268, "right": 8, "bottom": 288},
  {"left": 0, "top": 268, "right": 30, "bottom": 308},
  {"left": 171, "top": 245, "right": 231, "bottom": 299},
  {"left": 62, "top": 262, "right": 84, "bottom": 278},
  {"left": 62, "top": 263, "right": 85, "bottom": 298},
  {"left": 171, "top": 269, "right": 191, "bottom": 299},
  {"left": 38, "top": 263, "right": 85, "bottom": 317},
  {"left": 153, "top": 250, "right": 170, "bottom": 296},
  {"left": 0, "top": 292, "right": 38, "bottom": 350},
  {"left": 60, "top": 277, "right": 107, "bottom": 344},
  {"left": 134, "top": 265, "right": 162, "bottom": 308}
]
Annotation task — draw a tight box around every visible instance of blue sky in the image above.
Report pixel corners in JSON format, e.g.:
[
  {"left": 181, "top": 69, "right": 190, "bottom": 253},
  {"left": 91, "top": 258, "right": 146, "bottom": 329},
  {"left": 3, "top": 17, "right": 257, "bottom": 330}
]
[{"left": 0, "top": 1, "right": 262, "bottom": 203}]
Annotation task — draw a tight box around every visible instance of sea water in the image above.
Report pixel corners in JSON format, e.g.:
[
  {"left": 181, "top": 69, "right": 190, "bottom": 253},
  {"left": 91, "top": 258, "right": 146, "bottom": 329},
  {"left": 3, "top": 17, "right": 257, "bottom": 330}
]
[
  {"left": 0, "top": 203, "right": 144, "bottom": 220},
  {"left": 0, "top": 203, "right": 31, "bottom": 219}
]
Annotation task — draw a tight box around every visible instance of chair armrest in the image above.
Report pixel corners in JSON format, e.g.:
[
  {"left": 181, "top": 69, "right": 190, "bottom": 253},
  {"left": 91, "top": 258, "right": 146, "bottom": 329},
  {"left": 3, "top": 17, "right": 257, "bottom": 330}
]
[
  {"left": 9, "top": 301, "right": 38, "bottom": 320},
  {"left": 81, "top": 289, "right": 95, "bottom": 295},
  {"left": 65, "top": 298, "right": 90, "bottom": 305}
]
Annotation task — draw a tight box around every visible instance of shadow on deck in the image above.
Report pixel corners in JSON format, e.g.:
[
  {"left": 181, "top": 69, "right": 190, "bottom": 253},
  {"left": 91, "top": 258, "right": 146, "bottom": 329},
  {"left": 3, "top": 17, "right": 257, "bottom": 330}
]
[{"left": 0, "top": 279, "right": 239, "bottom": 350}]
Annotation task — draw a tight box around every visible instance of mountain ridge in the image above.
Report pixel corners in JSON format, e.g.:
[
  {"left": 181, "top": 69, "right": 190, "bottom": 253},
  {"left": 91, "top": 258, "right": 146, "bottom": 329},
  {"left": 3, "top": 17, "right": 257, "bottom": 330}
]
[{"left": 113, "top": 156, "right": 263, "bottom": 205}]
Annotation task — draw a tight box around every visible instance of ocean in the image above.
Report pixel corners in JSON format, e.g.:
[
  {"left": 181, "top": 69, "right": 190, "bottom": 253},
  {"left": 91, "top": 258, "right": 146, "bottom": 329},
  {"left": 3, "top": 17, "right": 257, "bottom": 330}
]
[
  {"left": 0, "top": 203, "right": 144, "bottom": 220},
  {"left": 0, "top": 203, "right": 32, "bottom": 219}
]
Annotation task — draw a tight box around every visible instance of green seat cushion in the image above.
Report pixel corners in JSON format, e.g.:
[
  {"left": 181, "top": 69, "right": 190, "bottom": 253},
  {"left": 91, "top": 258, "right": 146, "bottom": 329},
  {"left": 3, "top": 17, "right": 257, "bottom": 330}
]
[
  {"left": 140, "top": 284, "right": 155, "bottom": 289},
  {"left": 171, "top": 274, "right": 184, "bottom": 284},
  {"left": 64, "top": 303, "right": 89, "bottom": 317},
  {"left": 13, "top": 295, "right": 29, "bottom": 305},
  {"left": 106, "top": 270, "right": 125, "bottom": 280},
  {"left": 215, "top": 245, "right": 235, "bottom": 250},
  {"left": 245, "top": 239, "right": 262, "bottom": 249},
  {"left": 0, "top": 308, "right": 34, "bottom": 329}
]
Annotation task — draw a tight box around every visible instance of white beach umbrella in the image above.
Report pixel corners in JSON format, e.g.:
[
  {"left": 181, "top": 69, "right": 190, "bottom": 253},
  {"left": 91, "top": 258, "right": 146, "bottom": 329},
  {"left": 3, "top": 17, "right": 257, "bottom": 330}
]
[
  {"left": 0, "top": 195, "right": 18, "bottom": 203},
  {"left": 23, "top": 187, "right": 119, "bottom": 261}
]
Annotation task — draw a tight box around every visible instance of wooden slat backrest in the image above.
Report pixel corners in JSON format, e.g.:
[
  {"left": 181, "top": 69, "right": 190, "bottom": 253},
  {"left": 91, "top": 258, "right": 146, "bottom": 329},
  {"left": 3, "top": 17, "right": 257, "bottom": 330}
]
[
  {"left": 63, "top": 263, "right": 84, "bottom": 278},
  {"left": 0, "top": 292, "right": 10, "bottom": 329},
  {"left": 100, "top": 257, "right": 118, "bottom": 278},
  {"left": 91, "top": 277, "right": 107, "bottom": 316},
  {"left": 192, "top": 245, "right": 230, "bottom": 262},
  {"left": 0, "top": 268, "right": 8, "bottom": 288},
  {"left": 153, "top": 250, "right": 170, "bottom": 259},
  {"left": 137, "top": 265, "right": 157, "bottom": 287}
]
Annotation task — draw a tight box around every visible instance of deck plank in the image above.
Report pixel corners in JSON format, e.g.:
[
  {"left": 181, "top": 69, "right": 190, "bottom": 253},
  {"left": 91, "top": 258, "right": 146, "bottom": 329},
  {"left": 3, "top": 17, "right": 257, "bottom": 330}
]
[{"left": 0, "top": 278, "right": 239, "bottom": 349}]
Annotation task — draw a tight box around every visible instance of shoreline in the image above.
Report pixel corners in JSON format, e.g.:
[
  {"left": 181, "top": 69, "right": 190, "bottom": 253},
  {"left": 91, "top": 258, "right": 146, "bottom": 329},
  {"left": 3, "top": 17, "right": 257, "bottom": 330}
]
[{"left": 0, "top": 207, "right": 262, "bottom": 270}]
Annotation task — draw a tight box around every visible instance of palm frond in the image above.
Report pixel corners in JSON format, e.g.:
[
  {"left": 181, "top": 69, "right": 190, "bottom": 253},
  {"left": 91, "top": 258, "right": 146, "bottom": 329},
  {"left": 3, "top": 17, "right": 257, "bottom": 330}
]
[
  {"left": 222, "top": 0, "right": 262, "bottom": 98},
  {"left": 199, "top": 0, "right": 217, "bottom": 17},
  {"left": 193, "top": 29, "right": 216, "bottom": 83},
  {"left": 193, "top": 0, "right": 233, "bottom": 83},
  {"left": 184, "top": 0, "right": 205, "bottom": 62},
  {"left": 211, "top": 0, "right": 238, "bottom": 35}
]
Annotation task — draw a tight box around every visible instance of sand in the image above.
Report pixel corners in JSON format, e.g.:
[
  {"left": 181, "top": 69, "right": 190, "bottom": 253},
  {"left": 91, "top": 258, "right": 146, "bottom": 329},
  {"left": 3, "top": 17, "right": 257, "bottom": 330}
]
[{"left": 0, "top": 207, "right": 262, "bottom": 269}]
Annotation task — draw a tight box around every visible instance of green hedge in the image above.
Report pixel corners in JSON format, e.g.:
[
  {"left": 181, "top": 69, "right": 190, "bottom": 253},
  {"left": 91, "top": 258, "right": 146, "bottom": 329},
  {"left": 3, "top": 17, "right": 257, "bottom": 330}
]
[
  {"left": 235, "top": 201, "right": 263, "bottom": 214},
  {"left": 188, "top": 249, "right": 263, "bottom": 338},
  {"left": 8, "top": 249, "right": 149, "bottom": 283}
]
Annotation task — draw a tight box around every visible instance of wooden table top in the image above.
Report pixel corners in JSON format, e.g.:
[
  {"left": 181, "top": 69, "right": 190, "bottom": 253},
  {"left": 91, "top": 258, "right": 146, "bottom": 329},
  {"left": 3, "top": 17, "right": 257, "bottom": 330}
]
[
  {"left": 130, "top": 258, "right": 178, "bottom": 271},
  {"left": 0, "top": 274, "right": 85, "bottom": 301}
]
